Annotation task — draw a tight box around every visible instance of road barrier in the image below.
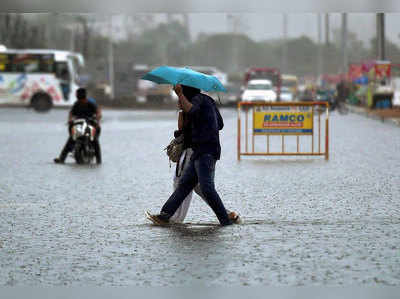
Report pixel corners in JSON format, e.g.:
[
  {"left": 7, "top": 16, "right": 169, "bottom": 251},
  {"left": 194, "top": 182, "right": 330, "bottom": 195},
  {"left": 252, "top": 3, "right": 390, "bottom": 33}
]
[{"left": 237, "top": 101, "right": 329, "bottom": 160}]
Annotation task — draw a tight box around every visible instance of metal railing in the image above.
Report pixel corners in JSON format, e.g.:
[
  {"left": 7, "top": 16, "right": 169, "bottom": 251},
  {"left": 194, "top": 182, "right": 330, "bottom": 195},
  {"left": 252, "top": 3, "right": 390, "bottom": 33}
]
[{"left": 237, "top": 101, "right": 329, "bottom": 161}]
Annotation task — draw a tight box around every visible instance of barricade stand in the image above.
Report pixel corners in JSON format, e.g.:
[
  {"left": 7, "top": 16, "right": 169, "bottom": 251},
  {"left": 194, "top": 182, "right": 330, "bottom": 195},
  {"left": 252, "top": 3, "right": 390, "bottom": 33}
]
[{"left": 237, "top": 101, "right": 329, "bottom": 161}]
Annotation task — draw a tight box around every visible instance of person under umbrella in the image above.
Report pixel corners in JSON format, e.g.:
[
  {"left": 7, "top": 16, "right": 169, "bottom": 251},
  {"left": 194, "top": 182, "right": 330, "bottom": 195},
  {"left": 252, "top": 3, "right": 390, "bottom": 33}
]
[
  {"left": 148, "top": 84, "right": 235, "bottom": 226},
  {"left": 168, "top": 86, "right": 241, "bottom": 224}
]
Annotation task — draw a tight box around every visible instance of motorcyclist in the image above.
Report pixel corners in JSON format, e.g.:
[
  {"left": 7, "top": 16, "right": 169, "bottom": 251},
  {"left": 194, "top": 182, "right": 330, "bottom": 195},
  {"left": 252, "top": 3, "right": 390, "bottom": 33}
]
[
  {"left": 54, "top": 88, "right": 102, "bottom": 164},
  {"left": 334, "top": 80, "right": 349, "bottom": 109}
]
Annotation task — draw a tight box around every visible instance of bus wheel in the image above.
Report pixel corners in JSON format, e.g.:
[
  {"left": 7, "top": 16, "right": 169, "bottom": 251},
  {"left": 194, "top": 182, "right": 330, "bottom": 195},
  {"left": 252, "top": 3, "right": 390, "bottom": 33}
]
[{"left": 31, "top": 93, "right": 52, "bottom": 112}]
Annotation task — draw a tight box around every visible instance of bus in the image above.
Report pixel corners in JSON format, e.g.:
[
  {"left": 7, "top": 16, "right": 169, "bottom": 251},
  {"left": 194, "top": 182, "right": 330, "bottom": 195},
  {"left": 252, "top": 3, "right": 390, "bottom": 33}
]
[{"left": 0, "top": 47, "right": 84, "bottom": 111}]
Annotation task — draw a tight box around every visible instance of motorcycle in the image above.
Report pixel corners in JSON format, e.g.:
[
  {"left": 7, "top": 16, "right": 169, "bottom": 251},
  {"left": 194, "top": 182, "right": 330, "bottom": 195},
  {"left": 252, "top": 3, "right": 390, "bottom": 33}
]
[{"left": 70, "top": 118, "right": 97, "bottom": 164}]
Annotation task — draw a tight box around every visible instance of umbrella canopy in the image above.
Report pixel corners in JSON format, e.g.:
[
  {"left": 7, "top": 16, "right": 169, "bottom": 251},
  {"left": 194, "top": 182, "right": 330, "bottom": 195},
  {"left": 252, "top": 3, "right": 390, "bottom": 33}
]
[{"left": 141, "top": 65, "right": 227, "bottom": 92}]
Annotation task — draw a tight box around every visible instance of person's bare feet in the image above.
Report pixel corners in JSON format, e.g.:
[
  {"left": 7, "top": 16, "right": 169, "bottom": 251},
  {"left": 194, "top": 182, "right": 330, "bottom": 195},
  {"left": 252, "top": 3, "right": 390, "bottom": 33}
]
[{"left": 228, "top": 211, "right": 242, "bottom": 224}]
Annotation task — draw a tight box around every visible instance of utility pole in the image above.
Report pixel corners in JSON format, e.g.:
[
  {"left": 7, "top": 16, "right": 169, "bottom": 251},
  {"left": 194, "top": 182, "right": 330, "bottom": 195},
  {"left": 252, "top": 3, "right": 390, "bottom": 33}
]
[
  {"left": 108, "top": 15, "right": 115, "bottom": 100},
  {"left": 376, "top": 13, "right": 385, "bottom": 60},
  {"left": 70, "top": 20, "right": 75, "bottom": 52},
  {"left": 183, "top": 13, "right": 189, "bottom": 31},
  {"left": 227, "top": 14, "right": 240, "bottom": 72},
  {"left": 46, "top": 14, "right": 53, "bottom": 49},
  {"left": 281, "top": 14, "right": 288, "bottom": 74},
  {"left": 167, "top": 13, "right": 173, "bottom": 23},
  {"left": 317, "top": 14, "right": 323, "bottom": 79},
  {"left": 0, "top": 15, "right": 4, "bottom": 45},
  {"left": 341, "top": 13, "right": 348, "bottom": 74},
  {"left": 325, "top": 13, "right": 330, "bottom": 45}
]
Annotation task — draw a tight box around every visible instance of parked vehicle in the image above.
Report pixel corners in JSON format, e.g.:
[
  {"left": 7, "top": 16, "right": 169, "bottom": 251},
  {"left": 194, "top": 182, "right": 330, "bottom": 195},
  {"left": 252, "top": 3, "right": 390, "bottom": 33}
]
[
  {"left": 280, "top": 86, "right": 294, "bottom": 102},
  {"left": 282, "top": 74, "right": 298, "bottom": 100},
  {"left": 241, "top": 79, "right": 277, "bottom": 102}
]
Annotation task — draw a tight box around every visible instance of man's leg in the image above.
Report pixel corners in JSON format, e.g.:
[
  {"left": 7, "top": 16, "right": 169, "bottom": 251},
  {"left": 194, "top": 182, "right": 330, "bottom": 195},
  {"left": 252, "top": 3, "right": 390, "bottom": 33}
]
[
  {"left": 54, "top": 137, "right": 74, "bottom": 163},
  {"left": 160, "top": 158, "right": 198, "bottom": 219},
  {"left": 195, "top": 154, "right": 231, "bottom": 226},
  {"left": 93, "top": 126, "right": 101, "bottom": 164},
  {"left": 93, "top": 138, "right": 101, "bottom": 164}
]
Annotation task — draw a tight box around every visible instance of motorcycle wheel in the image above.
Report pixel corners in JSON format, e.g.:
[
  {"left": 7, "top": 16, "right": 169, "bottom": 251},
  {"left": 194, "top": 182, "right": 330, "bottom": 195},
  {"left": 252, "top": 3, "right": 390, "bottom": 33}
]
[
  {"left": 81, "top": 146, "right": 92, "bottom": 164},
  {"left": 74, "top": 144, "right": 85, "bottom": 164}
]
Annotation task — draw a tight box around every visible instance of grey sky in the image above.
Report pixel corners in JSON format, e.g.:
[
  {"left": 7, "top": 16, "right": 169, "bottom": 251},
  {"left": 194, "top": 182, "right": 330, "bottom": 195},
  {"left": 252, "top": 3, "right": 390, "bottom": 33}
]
[
  {"left": 188, "top": 13, "right": 400, "bottom": 45},
  {"left": 5, "top": 0, "right": 400, "bottom": 13},
  {"left": 50, "top": 13, "right": 400, "bottom": 48}
]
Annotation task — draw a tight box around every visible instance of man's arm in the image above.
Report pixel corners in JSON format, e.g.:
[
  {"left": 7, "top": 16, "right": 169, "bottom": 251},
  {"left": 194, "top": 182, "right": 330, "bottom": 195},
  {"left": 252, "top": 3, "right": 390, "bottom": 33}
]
[
  {"left": 96, "top": 106, "right": 102, "bottom": 123},
  {"left": 174, "top": 84, "right": 192, "bottom": 113},
  {"left": 178, "top": 111, "right": 184, "bottom": 130}
]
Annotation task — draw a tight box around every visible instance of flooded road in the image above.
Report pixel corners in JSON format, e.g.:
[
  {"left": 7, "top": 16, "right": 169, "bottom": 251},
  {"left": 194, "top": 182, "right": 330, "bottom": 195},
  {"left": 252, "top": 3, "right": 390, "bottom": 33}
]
[{"left": 0, "top": 107, "right": 399, "bottom": 286}]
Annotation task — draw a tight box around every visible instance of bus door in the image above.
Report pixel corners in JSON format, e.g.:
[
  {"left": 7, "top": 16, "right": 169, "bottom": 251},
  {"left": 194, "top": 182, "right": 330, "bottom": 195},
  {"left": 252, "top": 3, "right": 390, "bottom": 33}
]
[{"left": 55, "top": 61, "right": 72, "bottom": 101}]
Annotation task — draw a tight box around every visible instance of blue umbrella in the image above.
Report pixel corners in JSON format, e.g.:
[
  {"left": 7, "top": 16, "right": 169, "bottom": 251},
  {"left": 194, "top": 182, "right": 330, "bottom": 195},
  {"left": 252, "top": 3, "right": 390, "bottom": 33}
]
[{"left": 141, "top": 65, "right": 227, "bottom": 92}]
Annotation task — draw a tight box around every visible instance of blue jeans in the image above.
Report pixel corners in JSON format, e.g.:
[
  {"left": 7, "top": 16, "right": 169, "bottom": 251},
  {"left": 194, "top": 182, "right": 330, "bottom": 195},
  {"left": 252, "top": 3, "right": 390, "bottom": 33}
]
[{"left": 161, "top": 153, "right": 232, "bottom": 226}]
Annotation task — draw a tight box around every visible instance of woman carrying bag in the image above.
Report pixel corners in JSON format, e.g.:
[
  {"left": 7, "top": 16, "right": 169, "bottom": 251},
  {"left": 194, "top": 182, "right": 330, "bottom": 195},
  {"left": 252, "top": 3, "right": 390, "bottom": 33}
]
[{"left": 168, "top": 86, "right": 241, "bottom": 224}]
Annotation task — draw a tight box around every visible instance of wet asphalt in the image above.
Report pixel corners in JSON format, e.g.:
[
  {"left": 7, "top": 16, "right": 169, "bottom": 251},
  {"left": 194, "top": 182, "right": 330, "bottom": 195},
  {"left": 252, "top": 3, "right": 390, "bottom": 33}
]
[{"left": 0, "top": 106, "right": 399, "bottom": 286}]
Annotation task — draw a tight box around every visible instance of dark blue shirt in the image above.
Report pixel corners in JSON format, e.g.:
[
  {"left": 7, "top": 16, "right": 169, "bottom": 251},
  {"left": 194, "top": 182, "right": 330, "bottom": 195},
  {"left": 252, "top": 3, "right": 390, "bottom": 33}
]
[
  {"left": 71, "top": 100, "right": 98, "bottom": 119},
  {"left": 188, "top": 93, "right": 224, "bottom": 160}
]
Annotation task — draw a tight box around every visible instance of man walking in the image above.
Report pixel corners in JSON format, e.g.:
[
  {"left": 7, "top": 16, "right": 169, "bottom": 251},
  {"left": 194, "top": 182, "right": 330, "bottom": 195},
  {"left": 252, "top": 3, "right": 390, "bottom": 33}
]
[{"left": 149, "top": 84, "right": 232, "bottom": 226}]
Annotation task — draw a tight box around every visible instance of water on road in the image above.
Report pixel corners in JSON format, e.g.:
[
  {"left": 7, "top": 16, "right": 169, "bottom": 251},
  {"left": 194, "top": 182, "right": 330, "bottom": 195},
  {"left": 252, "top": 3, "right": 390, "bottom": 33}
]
[{"left": 0, "top": 107, "right": 399, "bottom": 286}]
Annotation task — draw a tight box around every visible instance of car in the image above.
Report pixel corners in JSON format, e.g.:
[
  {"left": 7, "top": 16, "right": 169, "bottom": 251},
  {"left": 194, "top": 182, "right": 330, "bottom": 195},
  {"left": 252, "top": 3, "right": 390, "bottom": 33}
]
[
  {"left": 280, "top": 86, "right": 294, "bottom": 102},
  {"left": 241, "top": 79, "right": 277, "bottom": 102}
]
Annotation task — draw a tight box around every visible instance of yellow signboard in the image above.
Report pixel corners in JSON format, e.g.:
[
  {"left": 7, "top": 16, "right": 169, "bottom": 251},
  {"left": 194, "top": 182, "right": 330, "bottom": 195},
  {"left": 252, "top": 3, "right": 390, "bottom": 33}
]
[{"left": 253, "top": 107, "right": 313, "bottom": 135}]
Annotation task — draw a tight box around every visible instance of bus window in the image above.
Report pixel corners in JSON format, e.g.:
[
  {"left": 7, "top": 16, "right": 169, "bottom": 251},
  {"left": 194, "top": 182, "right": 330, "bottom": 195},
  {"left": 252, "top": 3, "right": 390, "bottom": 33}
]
[
  {"left": 0, "top": 53, "right": 13, "bottom": 72},
  {"left": 39, "top": 54, "right": 55, "bottom": 73},
  {"left": 0, "top": 53, "right": 55, "bottom": 73}
]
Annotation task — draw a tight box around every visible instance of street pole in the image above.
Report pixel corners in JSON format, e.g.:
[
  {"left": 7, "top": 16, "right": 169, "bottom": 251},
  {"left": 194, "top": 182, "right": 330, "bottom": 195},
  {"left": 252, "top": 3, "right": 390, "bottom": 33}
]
[
  {"left": 376, "top": 13, "right": 385, "bottom": 60},
  {"left": 325, "top": 13, "right": 330, "bottom": 45},
  {"left": 282, "top": 14, "right": 288, "bottom": 74},
  {"left": 227, "top": 14, "right": 239, "bottom": 73},
  {"left": 70, "top": 22, "right": 75, "bottom": 52},
  {"left": 108, "top": 15, "right": 115, "bottom": 100},
  {"left": 183, "top": 13, "right": 189, "bottom": 31},
  {"left": 317, "top": 14, "right": 323, "bottom": 80},
  {"left": 341, "top": 13, "right": 348, "bottom": 74}
]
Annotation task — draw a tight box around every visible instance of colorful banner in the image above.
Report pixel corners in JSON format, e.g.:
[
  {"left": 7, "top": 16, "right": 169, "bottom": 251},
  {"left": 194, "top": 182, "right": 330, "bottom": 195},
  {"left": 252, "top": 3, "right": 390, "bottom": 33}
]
[
  {"left": 374, "top": 62, "right": 391, "bottom": 79},
  {"left": 253, "top": 107, "right": 313, "bottom": 135},
  {"left": 361, "top": 60, "right": 376, "bottom": 73},
  {"left": 348, "top": 64, "right": 363, "bottom": 81}
]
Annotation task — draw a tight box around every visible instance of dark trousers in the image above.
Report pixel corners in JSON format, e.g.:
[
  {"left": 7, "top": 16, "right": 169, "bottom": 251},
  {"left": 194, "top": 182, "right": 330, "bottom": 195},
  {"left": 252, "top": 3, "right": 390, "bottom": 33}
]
[{"left": 161, "top": 153, "right": 231, "bottom": 226}]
